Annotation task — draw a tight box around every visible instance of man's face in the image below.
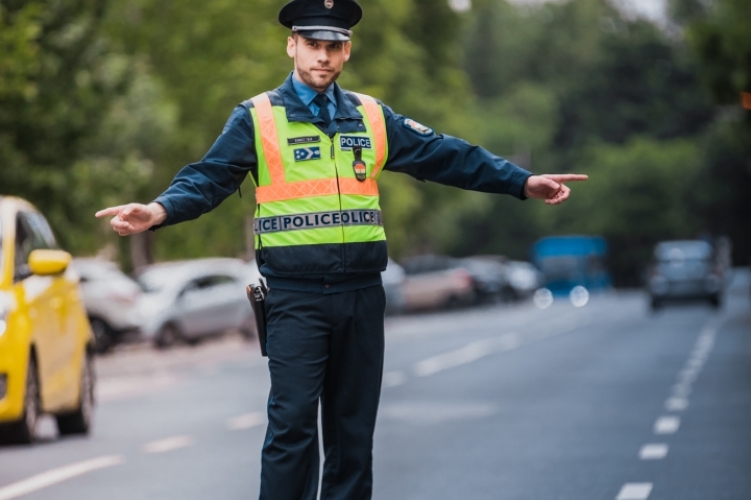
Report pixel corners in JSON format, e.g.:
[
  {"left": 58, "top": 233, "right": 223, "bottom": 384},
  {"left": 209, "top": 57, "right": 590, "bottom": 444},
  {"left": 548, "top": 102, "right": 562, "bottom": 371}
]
[{"left": 287, "top": 34, "right": 351, "bottom": 92}]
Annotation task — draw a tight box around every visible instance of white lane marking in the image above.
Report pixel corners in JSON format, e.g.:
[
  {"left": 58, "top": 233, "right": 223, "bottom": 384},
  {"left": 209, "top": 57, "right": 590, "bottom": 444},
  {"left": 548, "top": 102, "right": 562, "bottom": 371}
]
[
  {"left": 616, "top": 483, "right": 653, "bottom": 500},
  {"left": 0, "top": 455, "right": 124, "bottom": 500},
  {"left": 671, "top": 382, "right": 692, "bottom": 398},
  {"left": 382, "top": 371, "right": 406, "bottom": 387},
  {"left": 97, "top": 373, "right": 179, "bottom": 403},
  {"left": 639, "top": 443, "right": 669, "bottom": 460},
  {"left": 664, "top": 397, "right": 689, "bottom": 411},
  {"left": 654, "top": 416, "right": 680, "bottom": 434},
  {"left": 413, "top": 333, "right": 520, "bottom": 377},
  {"left": 228, "top": 412, "right": 266, "bottom": 431},
  {"left": 142, "top": 435, "right": 194, "bottom": 454}
]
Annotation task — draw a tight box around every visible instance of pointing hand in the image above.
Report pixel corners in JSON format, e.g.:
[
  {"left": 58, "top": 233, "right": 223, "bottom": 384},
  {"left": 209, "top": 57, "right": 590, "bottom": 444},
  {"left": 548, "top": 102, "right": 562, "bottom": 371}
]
[
  {"left": 524, "top": 174, "right": 589, "bottom": 205},
  {"left": 95, "top": 203, "right": 167, "bottom": 236}
]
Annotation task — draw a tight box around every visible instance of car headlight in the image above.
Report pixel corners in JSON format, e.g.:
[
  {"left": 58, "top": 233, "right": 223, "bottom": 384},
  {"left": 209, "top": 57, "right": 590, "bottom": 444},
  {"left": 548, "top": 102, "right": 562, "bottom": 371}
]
[{"left": 0, "top": 292, "right": 14, "bottom": 338}]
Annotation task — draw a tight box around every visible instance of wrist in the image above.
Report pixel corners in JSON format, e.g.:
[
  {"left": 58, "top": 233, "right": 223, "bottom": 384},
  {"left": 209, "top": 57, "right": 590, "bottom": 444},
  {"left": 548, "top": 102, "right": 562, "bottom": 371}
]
[{"left": 148, "top": 202, "right": 167, "bottom": 225}]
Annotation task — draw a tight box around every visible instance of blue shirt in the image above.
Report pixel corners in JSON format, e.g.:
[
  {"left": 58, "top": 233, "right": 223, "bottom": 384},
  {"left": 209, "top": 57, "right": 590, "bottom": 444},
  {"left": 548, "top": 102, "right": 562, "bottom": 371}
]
[
  {"left": 291, "top": 74, "right": 337, "bottom": 121},
  {"left": 153, "top": 72, "right": 533, "bottom": 292}
]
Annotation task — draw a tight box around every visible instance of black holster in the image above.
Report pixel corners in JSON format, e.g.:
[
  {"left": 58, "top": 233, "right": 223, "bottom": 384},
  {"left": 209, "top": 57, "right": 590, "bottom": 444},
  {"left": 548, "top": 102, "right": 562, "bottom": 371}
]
[{"left": 246, "top": 279, "right": 269, "bottom": 357}]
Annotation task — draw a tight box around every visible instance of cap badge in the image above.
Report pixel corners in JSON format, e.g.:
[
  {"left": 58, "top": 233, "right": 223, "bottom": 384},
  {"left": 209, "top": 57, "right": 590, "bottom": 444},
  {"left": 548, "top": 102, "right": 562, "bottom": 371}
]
[{"left": 324, "top": 0, "right": 334, "bottom": 9}]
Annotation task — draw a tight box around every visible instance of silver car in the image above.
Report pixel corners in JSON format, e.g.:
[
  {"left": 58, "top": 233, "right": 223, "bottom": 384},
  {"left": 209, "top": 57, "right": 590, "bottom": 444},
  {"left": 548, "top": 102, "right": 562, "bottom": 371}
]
[
  {"left": 72, "top": 258, "right": 143, "bottom": 353},
  {"left": 134, "top": 258, "right": 256, "bottom": 348}
]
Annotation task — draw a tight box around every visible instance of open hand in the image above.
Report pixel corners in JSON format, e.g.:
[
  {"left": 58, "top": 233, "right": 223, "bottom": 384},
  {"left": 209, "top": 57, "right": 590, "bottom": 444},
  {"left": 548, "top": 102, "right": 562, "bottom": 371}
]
[
  {"left": 95, "top": 203, "right": 167, "bottom": 236},
  {"left": 524, "top": 174, "right": 589, "bottom": 205}
]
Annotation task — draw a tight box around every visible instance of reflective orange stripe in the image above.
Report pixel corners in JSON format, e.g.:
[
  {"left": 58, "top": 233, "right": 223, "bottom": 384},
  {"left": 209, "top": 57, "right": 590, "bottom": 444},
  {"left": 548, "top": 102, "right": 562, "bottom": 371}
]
[
  {"left": 256, "top": 179, "right": 379, "bottom": 204},
  {"left": 353, "top": 93, "right": 387, "bottom": 179},
  {"left": 251, "top": 93, "right": 285, "bottom": 185},
  {"left": 252, "top": 92, "right": 385, "bottom": 203}
]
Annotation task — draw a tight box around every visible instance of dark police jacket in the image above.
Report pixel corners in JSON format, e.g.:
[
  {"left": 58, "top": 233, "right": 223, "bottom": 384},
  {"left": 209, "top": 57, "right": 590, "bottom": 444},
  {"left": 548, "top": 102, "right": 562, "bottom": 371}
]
[{"left": 153, "top": 74, "right": 532, "bottom": 293}]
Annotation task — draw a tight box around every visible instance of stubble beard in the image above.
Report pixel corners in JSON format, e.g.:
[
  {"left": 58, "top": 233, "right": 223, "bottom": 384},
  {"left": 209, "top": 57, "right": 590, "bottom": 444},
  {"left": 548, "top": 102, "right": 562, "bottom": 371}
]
[{"left": 296, "top": 65, "right": 341, "bottom": 92}]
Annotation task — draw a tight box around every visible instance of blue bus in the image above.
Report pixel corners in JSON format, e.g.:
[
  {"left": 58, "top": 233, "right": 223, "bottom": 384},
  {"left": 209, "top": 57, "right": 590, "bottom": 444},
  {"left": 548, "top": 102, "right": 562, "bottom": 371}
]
[{"left": 531, "top": 236, "right": 612, "bottom": 295}]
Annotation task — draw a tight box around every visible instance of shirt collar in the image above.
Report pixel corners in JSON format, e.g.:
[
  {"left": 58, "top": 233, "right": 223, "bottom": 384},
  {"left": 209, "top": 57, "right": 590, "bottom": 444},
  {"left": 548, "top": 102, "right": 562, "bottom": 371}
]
[
  {"left": 278, "top": 72, "right": 363, "bottom": 124},
  {"left": 291, "top": 73, "right": 336, "bottom": 107}
]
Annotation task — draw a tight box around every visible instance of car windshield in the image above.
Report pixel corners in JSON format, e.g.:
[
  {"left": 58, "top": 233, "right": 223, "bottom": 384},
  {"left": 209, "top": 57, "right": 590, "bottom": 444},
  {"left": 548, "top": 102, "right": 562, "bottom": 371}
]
[{"left": 656, "top": 241, "right": 712, "bottom": 262}]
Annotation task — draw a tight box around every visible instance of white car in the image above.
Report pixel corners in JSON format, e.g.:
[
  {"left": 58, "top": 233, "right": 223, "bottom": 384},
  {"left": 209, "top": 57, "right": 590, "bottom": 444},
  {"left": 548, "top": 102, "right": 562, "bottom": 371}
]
[
  {"left": 134, "top": 258, "right": 256, "bottom": 348},
  {"left": 72, "top": 258, "right": 142, "bottom": 352}
]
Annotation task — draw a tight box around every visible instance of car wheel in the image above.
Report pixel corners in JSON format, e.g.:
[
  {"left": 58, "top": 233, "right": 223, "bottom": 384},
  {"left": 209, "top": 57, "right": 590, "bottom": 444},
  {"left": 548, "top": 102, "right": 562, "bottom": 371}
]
[
  {"left": 56, "top": 353, "right": 94, "bottom": 436},
  {"left": 90, "top": 318, "right": 114, "bottom": 354},
  {"left": 650, "top": 297, "right": 662, "bottom": 311},
  {"left": 154, "top": 323, "right": 180, "bottom": 349},
  {"left": 0, "top": 356, "right": 41, "bottom": 445}
]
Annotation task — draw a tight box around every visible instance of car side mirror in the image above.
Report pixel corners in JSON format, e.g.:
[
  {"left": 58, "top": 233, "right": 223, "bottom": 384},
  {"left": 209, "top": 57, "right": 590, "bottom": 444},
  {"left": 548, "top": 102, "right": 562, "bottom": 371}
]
[{"left": 28, "top": 249, "right": 72, "bottom": 276}]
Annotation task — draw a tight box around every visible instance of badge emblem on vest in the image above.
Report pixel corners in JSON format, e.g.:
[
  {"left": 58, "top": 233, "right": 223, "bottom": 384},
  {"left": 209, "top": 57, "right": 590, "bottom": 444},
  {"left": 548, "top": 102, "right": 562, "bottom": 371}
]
[
  {"left": 352, "top": 145, "right": 367, "bottom": 182},
  {"left": 294, "top": 147, "right": 321, "bottom": 162},
  {"left": 324, "top": 0, "right": 334, "bottom": 9}
]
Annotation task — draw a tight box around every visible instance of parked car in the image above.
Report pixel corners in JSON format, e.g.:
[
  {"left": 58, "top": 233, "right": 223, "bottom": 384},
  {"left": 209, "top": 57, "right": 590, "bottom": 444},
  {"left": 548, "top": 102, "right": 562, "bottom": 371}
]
[
  {"left": 505, "top": 260, "right": 543, "bottom": 300},
  {"left": 648, "top": 240, "right": 724, "bottom": 310},
  {"left": 460, "top": 257, "right": 509, "bottom": 303},
  {"left": 0, "top": 197, "right": 95, "bottom": 444},
  {"left": 401, "top": 255, "right": 475, "bottom": 311},
  {"left": 72, "top": 258, "right": 142, "bottom": 353},
  {"left": 134, "top": 258, "right": 256, "bottom": 348},
  {"left": 382, "top": 258, "right": 406, "bottom": 315}
]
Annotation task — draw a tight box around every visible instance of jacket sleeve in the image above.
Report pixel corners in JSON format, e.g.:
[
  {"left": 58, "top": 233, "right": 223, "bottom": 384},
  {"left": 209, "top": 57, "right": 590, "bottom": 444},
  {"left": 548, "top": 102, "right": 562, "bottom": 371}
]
[
  {"left": 380, "top": 104, "right": 533, "bottom": 199},
  {"left": 153, "top": 104, "right": 258, "bottom": 227}
]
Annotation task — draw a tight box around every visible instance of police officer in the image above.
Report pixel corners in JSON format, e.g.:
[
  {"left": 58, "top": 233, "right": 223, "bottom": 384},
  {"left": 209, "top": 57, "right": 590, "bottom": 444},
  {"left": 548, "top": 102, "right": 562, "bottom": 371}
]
[{"left": 96, "top": 1, "right": 587, "bottom": 498}]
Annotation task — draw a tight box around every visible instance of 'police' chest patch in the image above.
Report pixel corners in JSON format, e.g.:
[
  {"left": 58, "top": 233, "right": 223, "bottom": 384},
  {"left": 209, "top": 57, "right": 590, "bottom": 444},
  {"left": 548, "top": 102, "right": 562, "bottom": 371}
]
[
  {"left": 340, "top": 136, "right": 372, "bottom": 150},
  {"left": 403, "top": 118, "right": 433, "bottom": 136},
  {"left": 294, "top": 147, "right": 321, "bottom": 162}
]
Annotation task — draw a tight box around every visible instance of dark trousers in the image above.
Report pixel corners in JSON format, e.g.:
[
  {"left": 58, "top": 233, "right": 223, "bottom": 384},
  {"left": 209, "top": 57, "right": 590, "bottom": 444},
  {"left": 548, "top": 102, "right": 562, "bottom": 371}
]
[{"left": 260, "top": 285, "right": 386, "bottom": 500}]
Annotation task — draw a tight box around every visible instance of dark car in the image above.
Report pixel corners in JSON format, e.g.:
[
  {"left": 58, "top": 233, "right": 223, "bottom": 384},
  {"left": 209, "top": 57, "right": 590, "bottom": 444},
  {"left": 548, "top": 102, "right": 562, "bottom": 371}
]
[
  {"left": 459, "top": 257, "right": 510, "bottom": 303},
  {"left": 648, "top": 240, "right": 724, "bottom": 310}
]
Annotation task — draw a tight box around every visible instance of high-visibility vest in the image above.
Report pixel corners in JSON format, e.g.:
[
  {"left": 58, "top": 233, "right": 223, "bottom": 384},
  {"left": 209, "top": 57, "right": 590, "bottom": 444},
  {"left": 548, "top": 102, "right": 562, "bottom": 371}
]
[{"left": 249, "top": 91, "right": 389, "bottom": 276}]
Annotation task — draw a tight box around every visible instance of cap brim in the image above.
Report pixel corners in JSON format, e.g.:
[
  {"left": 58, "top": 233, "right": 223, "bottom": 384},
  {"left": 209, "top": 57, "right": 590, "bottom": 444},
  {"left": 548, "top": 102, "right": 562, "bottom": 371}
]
[{"left": 296, "top": 29, "right": 350, "bottom": 41}]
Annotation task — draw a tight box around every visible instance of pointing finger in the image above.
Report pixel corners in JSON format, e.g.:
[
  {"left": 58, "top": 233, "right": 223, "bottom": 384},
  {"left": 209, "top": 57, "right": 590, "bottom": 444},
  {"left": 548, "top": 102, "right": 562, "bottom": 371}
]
[
  {"left": 546, "top": 174, "right": 589, "bottom": 183},
  {"left": 95, "top": 206, "right": 125, "bottom": 218}
]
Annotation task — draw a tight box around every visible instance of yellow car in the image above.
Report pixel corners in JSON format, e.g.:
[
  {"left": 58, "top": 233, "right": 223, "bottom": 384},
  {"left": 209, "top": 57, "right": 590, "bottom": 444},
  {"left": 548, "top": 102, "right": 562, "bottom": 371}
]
[{"left": 0, "top": 196, "right": 95, "bottom": 444}]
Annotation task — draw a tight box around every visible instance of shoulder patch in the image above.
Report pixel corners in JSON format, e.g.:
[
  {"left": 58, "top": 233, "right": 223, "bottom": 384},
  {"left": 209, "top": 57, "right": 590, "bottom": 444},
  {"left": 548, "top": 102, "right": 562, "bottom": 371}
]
[{"left": 403, "top": 118, "right": 433, "bottom": 136}]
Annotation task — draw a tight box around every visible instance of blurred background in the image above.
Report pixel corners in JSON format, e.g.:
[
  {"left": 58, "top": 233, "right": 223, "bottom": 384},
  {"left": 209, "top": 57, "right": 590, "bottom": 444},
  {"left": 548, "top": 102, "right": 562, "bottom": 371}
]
[
  {"left": 1, "top": 0, "right": 750, "bottom": 499},
  {"left": 1, "top": 0, "right": 749, "bottom": 280}
]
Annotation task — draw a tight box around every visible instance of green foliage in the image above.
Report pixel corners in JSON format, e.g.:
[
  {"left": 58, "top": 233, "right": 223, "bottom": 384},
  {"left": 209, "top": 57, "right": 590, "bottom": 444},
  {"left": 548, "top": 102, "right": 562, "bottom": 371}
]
[{"left": 543, "top": 137, "right": 703, "bottom": 284}]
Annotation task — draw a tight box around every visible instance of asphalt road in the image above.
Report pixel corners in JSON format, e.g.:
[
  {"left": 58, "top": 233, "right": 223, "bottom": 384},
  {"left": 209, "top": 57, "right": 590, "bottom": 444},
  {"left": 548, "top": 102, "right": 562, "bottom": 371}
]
[{"left": 1, "top": 278, "right": 749, "bottom": 500}]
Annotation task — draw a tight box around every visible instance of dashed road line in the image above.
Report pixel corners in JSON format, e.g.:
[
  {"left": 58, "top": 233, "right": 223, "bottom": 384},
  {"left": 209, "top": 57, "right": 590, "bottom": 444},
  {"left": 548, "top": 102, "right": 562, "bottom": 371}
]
[
  {"left": 413, "top": 333, "right": 520, "bottom": 377},
  {"left": 142, "top": 435, "right": 194, "bottom": 454},
  {"left": 664, "top": 397, "right": 688, "bottom": 411},
  {"left": 654, "top": 416, "right": 680, "bottom": 435},
  {"left": 639, "top": 443, "right": 669, "bottom": 460},
  {"left": 382, "top": 371, "right": 406, "bottom": 387},
  {"left": 616, "top": 482, "right": 653, "bottom": 500},
  {"left": 0, "top": 455, "right": 124, "bottom": 500},
  {"left": 227, "top": 412, "right": 266, "bottom": 431}
]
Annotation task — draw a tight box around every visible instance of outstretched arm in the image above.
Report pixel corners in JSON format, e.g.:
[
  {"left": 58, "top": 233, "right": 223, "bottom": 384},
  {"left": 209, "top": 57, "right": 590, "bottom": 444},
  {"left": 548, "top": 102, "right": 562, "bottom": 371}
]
[
  {"left": 96, "top": 104, "right": 258, "bottom": 235},
  {"left": 381, "top": 104, "right": 587, "bottom": 202}
]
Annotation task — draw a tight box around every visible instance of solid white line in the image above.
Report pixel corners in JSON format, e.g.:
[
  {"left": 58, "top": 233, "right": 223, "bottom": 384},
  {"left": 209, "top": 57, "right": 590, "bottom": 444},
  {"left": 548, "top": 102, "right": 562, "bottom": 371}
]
[
  {"left": 227, "top": 412, "right": 266, "bottom": 431},
  {"left": 413, "top": 333, "right": 520, "bottom": 377},
  {"left": 0, "top": 455, "right": 124, "bottom": 500},
  {"left": 639, "top": 443, "right": 669, "bottom": 460},
  {"left": 616, "top": 483, "right": 653, "bottom": 500},
  {"left": 654, "top": 416, "right": 680, "bottom": 434},
  {"left": 142, "top": 435, "right": 194, "bottom": 454}
]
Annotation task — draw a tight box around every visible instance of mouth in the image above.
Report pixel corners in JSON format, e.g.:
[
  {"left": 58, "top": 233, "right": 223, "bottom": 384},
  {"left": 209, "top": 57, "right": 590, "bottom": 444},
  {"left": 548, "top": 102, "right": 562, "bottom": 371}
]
[{"left": 312, "top": 68, "right": 333, "bottom": 75}]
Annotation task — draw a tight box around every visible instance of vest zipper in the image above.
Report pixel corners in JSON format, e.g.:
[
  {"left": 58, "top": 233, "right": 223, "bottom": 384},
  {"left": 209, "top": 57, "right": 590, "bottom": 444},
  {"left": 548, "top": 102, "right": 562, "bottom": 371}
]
[{"left": 331, "top": 137, "right": 346, "bottom": 271}]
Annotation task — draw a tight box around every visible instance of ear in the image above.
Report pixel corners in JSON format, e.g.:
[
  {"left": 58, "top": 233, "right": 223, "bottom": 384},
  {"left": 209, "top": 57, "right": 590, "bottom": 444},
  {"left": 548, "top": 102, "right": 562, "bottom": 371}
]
[
  {"left": 343, "top": 41, "right": 352, "bottom": 62},
  {"left": 287, "top": 36, "right": 296, "bottom": 59}
]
